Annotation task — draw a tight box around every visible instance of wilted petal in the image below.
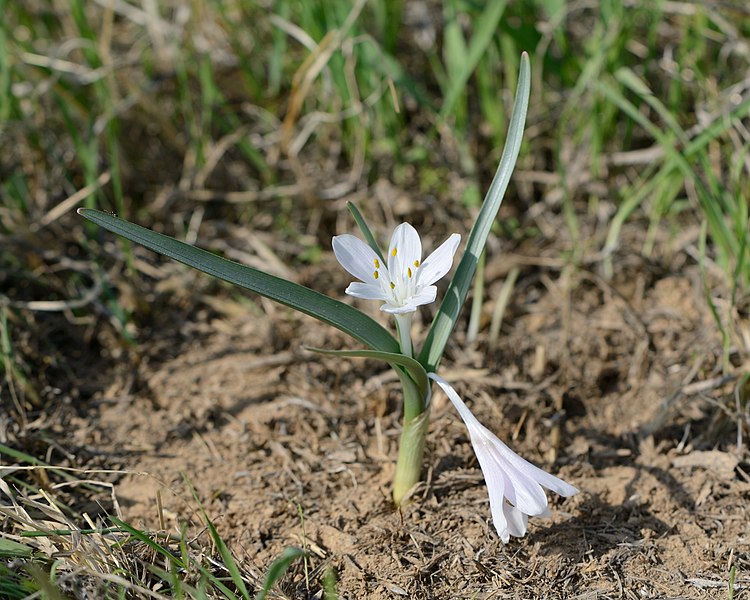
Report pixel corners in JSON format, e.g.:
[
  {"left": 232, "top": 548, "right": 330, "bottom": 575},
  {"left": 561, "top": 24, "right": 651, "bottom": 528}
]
[
  {"left": 490, "top": 437, "right": 580, "bottom": 499},
  {"left": 502, "top": 502, "right": 528, "bottom": 539},
  {"left": 417, "top": 233, "right": 461, "bottom": 286},
  {"left": 428, "top": 373, "right": 578, "bottom": 542},
  {"left": 481, "top": 437, "right": 549, "bottom": 516},
  {"left": 333, "top": 234, "right": 384, "bottom": 284}
]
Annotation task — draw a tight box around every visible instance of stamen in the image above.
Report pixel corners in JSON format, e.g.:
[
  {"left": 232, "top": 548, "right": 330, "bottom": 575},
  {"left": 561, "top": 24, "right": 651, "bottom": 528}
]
[
  {"left": 390, "top": 282, "right": 395, "bottom": 289},
  {"left": 391, "top": 248, "right": 397, "bottom": 257},
  {"left": 374, "top": 271, "right": 379, "bottom": 279},
  {"left": 414, "top": 260, "right": 420, "bottom": 267},
  {"left": 407, "top": 267, "right": 412, "bottom": 278},
  {"left": 374, "top": 258, "right": 380, "bottom": 268}
]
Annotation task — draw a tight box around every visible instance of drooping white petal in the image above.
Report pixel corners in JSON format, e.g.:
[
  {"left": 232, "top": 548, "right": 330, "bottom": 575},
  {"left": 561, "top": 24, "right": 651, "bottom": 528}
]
[
  {"left": 479, "top": 446, "right": 512, "bottom": 542},
  {"left": 417, "top": 233, "right": 461, "bottom": 286},
  {"left": 488, "top": 436, "right": 580, "bottom": 499},
  {"left": 483, "top": 439, "right": 549, "bottom": 515},
  {"left": 345, "top": 282, "right": 388, "bottom": 301},
  {"left": 502, "top": 502, "right": 528, "bottom": 539},
  {"left": 333, "top": 234, "right": 384, "bottom": 284},
  {"left": 428, "top": 372, "right": 578, "bottom": 542}
]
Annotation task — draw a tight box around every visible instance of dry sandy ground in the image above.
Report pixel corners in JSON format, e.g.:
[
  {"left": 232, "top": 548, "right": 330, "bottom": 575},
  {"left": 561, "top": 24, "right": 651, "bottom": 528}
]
[{"left": 68, "top": 233, "right": 749, "bottom": 599}]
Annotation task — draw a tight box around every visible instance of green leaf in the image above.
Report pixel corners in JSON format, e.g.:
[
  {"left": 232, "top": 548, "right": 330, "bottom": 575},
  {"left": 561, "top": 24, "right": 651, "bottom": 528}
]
[
  {"left": 79, "top": 208, "right": 398, "bottom": 353},
  {"left": 440, "top": 0, "right": 508, "bottom": 119},
  {"left": 347, "top": 201, "right": 385, "bottom": 263},
  {"left": 0, "top": 539, "right": 32, "bottom": 559},
  {"left": 307, "top": 347, "right": 429, "bottom": 401},
  {"left": 255, "top": 547, "right": 306, "bottom": 600},
  {"left": 419, "top": 52, "right": 530, "bottom": 372},
  {"left": 184, "top": 476, "right": 251, "bottom": 600}
]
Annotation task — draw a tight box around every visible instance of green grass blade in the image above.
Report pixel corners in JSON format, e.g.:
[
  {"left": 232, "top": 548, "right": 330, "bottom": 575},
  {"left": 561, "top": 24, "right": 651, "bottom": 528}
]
[
  {"left": 185, "top": 477, "right": 251, "bottom": 600},
  {"left": 597, "top": 77, "right": 737, "bottom": 265},
  {"left": 79, "top": 209, "right": 398, "bottom": 353},
  {"left": 0, "top": 443, "right": 80, "bottom": 484},
  {"left": 440, "top": 0, "right": 508, "bottom": 119},
  {"left": 0, "top": 539, "right": 33, "bottom": 559},
  {"left": 110, "top": 518, "right": 188, "bottom": 570},
  {"left": 112, "top": 517, "right": 241, "bottom": 599},
  {"left": 255, "top": 547, "right": 306, "bottom": 600},
  {"left": 24, "top": 563, "right": 64, "bottom": 600},
  {"left": 419, "top": 52, "right": 530, "bottom": 372}
]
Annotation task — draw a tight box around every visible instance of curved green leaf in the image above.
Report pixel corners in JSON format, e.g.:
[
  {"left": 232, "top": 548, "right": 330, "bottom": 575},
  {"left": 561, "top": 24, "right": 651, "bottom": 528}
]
[
  {"left": 79, "top": 208, "right": 399, "bottom": 353},
  {"left": 255, "top": 547, "right": 306, "bottom": 600},
  {"left": 419, "top": 52, "right": 531, "bottom": 372},
  {"left": 306, "top": 347, "right": 429, "bottom": 400}
]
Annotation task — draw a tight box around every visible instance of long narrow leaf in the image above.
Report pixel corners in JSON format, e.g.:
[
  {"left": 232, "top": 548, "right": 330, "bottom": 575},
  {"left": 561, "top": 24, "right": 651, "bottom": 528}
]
[
  {"left": 184, "top": 477, "right": 250, "bottom": 600},
  {"left": 79, "top": 208, "right": 398, "bottom": 353},
  {"left": 419, "top": 52, "right": 530, "bottom": 372},
  {"left": 440, "top": 0, "right": 508, "bottom": 119},
  {"left": 347, "top": 201, "right": 385, "bottom": 262},
  {"left": 307, "top": 347, "right": 429, "bottom": 398},
  {"left": 255, "top": 547, "right": 306, "bottom": 600}
]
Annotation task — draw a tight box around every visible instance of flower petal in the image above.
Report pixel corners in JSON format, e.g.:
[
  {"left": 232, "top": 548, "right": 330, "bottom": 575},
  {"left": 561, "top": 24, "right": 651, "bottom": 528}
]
[
  {"left": 333, "top": 234, "right": 384, "bottom": 283},
  {"left": 502, "top": 502, "right": 529, "bottom": 539},
  {"left": 380, "top": 302, "right": 417, "bottom": 314},
  {"left": 345, "top": 282, "right": 388, "bottom": 301},
  {"left": 482, "top": 439, "right": 548, "bottom": 515},
  {"left": 480, "top": 456, "right": 511, "bottom": 542},
  {"left": 417, "top": 233, "right": 460, "bottom": 286},
  {"left": 380, "top": 285, "right": 437, "bottom": 314},
  {"left": 489, "top": 438, "right": 579, "bottom": 498},
  {"left": 427, "top": 372, "right": 578, "bottom": 542},
  {"left": 387, "top": 223, "right": 422, "bottom": 276},
  {"left": 405, "top": 285, "right": 437, "bottom": 308}
]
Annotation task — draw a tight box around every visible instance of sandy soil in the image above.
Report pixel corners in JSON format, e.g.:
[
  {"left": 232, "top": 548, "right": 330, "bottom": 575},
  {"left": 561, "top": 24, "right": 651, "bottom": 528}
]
[{"left": 65, "top": 220, "right": 750, "bottom": 599}]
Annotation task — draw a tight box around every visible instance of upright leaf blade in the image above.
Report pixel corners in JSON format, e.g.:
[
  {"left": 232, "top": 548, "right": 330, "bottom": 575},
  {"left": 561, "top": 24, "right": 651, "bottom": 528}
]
[
  {"left": 79, "top": 208, "right": 399, "bottom": 353},
  {"left": 419, "top": 52, "right": 530, "bottom": 372},
  {"left": 440, "top": 0, "right": 508, "bottom": 119},
  {"left": 347, "top": 201, "right": 386, "bottom": 262}
]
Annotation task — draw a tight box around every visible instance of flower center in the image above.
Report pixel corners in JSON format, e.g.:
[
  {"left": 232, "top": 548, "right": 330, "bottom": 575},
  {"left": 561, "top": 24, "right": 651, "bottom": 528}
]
[{"left": 368, "top": 243, "right": 424, "bottom": 308}]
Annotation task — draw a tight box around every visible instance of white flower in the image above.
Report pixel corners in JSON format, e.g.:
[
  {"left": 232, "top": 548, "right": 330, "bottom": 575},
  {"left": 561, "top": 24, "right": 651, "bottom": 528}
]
[
  {"left": 428, "top": 373, "right": 578, "bottom": 543},
  {"left": 332, "top": 223, "right": 460, "bottom": 315}
]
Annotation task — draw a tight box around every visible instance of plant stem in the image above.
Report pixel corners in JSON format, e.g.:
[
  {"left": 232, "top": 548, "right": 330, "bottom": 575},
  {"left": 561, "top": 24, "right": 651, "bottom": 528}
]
[
  {"left": 392, "top": 404, "right": 430, "bottom": 505},
  {"left": 392, "top": 364, "right": 430, "bottom": 505},
  {"left": 395, "top": 313, "right": 413, "bottom": 358}
]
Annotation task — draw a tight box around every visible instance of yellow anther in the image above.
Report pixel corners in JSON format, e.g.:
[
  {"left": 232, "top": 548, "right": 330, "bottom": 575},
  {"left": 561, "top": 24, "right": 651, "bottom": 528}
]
[
  {"left": 414, "top": 260, "right": 420, "bottom": 267},
  {"left": 390, "top": 282, "right": 396, "bottom": 289},
  {"left": 407, "top": 267, "right": 412, "bottom": 278},
  {"left": 391, "top": 247, "right": 398, "bottom": 257},
  {"left": 374, "top": 271, "right": 379, "bottom": 279},
  {"left": 374, "top": 258, "right": 380, "bottom": 268}
]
